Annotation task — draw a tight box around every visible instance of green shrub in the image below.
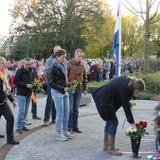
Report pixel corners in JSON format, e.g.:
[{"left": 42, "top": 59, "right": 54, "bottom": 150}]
[
  {"left": 88, "top": 80, "right": 109, "bottom": 88},
  {"left": 137, "top": 90, "right": 156, "bottom": 100},
  {"left": 130, "top": 72, "right": 160, "bottom": 94},
  {"left": 88, "top": 72, "right": 160, "bottom": 100}
]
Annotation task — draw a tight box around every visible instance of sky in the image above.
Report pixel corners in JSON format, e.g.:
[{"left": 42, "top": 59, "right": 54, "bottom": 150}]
[
  {"left": 0, "top": 0, "right": 14, "bottom": 36},
  {"left": 0, "top": 0, "right": 155, "bottom": 37},
  {"left": 0, "top": 0, "right": 124, "bottom": 36}
]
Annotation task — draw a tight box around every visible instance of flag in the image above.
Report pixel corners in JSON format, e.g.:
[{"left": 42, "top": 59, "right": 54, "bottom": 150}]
[{"left": 113, "top": 0, "right": 121, "bottom": 78}]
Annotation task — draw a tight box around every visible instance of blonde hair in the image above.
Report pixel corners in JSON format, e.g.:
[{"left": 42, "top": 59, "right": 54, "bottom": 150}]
[
  {"left": 0, "top": 56, "right": 6, "bottom": 63},
  {"left": 128, "top": 76, "right": 145, "bottom": 91},
  {"left": 74, "top": 49, "right": 84, "bottom": 56},
  {"left": 54, "top": 45, "right": 61, "bottom": 53}
]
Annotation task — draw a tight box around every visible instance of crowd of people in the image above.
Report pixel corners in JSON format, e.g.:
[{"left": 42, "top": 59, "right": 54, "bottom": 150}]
[
  {"left": 84, "top": 56, "right": 138, "bottom": 82},
  {"left": 0, "top": 46, "right": 145, "bottom": 157}
]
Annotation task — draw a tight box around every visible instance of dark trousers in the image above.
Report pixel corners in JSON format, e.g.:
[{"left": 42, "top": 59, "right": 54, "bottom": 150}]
[
  {"left": 44, "top": 86, "right": 56, "bottom": 122},
  {"left": 31, "top": 100, "right": 37, "bottom": 117},
  {"left": 0, "top": 102, "right": 14, "bottom": 141},
  {"left": 105, "top": 115, "right": 118, "bottom": 135},
  {"left": 68, "top": 90, "right": 82, "bottom": 130}
]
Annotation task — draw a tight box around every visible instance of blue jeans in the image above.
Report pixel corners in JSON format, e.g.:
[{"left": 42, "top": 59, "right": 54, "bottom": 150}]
[
  {"left": 68, "top": 90, "right": 82, "bottom": 131},
  {"left": 105, "top": 115, "right": 118, "bottom": 135},
  {"left": 44, "top": 86, "right": 56, "bottom": 122},
  {"left": 51, "top": 89, "right": 70, "bottom": 133},
  {"left": 16, "top": 95, "right": 31, "bottom": 130}
]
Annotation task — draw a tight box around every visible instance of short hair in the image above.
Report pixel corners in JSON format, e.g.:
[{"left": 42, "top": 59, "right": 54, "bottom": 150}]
[
  {"left": 53, "top": 45, "right": 61, "bottom": 54},
  {"left": 74, "top": 49, "right": 84, "bottom": 56},
  {"left": 55, "top": 49, "right": 66, "bottom": 57}
]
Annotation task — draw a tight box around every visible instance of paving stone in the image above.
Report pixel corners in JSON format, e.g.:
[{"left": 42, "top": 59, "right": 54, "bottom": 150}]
[{"left": 0, "top": 95, "right": 159, "bottom": 160}]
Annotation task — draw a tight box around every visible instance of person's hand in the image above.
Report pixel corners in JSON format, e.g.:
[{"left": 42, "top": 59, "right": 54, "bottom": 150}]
[
  {"left": 12, "top": 101, "right": 17, "bottom": 108},
  {"left": 26, "top": 84, "right": 33, "bottom": 89},
  {"left": 64, "top": 87, "right": 70, "bottom": 92}
]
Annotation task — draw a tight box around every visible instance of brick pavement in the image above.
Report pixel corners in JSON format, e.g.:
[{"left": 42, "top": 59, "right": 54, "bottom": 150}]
[{"left": 0, "top": 94, "right": 159, "bottom": 160}]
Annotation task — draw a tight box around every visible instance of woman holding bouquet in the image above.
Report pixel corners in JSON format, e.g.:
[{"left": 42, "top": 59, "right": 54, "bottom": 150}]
[
  {"left": 92, "top": 76, "right": 145, "bottom": 156},
  {"left": 0, "top": 56, "right": 19, "bottom": 145},
  {"left": 47, "top": 49, "right": 73, "bottom": 141}
]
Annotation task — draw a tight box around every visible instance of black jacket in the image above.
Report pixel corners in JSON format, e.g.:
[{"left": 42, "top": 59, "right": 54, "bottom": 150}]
[
  {"left": 92, "top": 76, "right": 134, "bottom": 124},
  {"left": 47, "top": 64, "right": 67, "bottom": 94},
  {"left": 0, "top": 79, "right": 14, "bottom": 105},
  {"left": 14, "top": 67, "right": 33, "bottom": 96}
]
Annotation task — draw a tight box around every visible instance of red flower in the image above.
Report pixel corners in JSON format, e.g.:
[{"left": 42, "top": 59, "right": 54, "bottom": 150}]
[
  {"left": 135, "top": 123, "right": 140, "bottom": 128},
  {"left": 139, "top": 121, "right": 144, "bottom": 126},
  {"left": 143, "top": 121, "right": 147, "bottom": 128}
]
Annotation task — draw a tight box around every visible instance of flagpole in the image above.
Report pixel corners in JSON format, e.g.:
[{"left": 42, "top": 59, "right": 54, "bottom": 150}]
[
  {"left": 113, "top": 0, "right": 122, "bottom": 78},
  {"left": 118, "top": 0, "right": 121, "bottom": 77}
]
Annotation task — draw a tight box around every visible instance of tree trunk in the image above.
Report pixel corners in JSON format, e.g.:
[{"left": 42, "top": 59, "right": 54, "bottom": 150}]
[{"left": 143, "top": 0, "right": 150, "bottom": 72}]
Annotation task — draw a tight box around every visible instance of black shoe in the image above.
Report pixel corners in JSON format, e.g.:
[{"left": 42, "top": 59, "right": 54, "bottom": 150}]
[
  {"left": 73, "top": 128, "right": 82, "bottom": 133},
  {"left": 7, "top": 139, "right": 19, "bottom": 145},
  {"left": 22, "top": 127, "right": 30, "bottom": 131},
  {"left": 0, "top": 134, "right": 5, "bottom": 138},
  {"left": 17, "top": 129, "right": 23, "bottom": 134},
  {"left": 33, "top": 115, "right": 41, "bottom": 120}
]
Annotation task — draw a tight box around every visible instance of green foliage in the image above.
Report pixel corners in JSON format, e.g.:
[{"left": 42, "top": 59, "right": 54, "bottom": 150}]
[
  {"left": 88, "top": 73, "right": 160, "bottom": 100},
  {"left": 121, "top": 15, "right": 143, "bottom": 57},
  {"left": 11, "top": 0, "right": 105, "bottom": 58},
  {"left": 137, "top": 90, "right": 156, "bottom": 100},
  {"left": 130, "top": 72, "right": 160, "bottom": 95},
  {"left": 88, "top": 80, "right": 108, "bottom": 88}
]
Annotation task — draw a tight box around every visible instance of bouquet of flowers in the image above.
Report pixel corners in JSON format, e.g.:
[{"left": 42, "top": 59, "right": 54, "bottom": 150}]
[
  {"left": 33, "top": 77, "right": 44, "bottom": 93},
  {"left": 126, "top": 121, "right": 147, "bottom": 140},
  {"left": 69, "top": 79, "right": 82, "bottom": 94}
]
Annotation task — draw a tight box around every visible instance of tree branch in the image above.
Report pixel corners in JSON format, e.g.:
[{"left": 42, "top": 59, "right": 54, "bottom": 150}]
[
  {"left": 27, "top": 6, "right": 43, "bottom": 34},
  {"left": 122, "top": 1, "right": 145, "bottom": 21},
  {"left": 150, "top": 1, "right": 160, "bottom": 22}
]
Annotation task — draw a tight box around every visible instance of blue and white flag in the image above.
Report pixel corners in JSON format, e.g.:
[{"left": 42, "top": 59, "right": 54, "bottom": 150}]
[{"left": 113, "top": 1, "right": 121, "bottom": 78}]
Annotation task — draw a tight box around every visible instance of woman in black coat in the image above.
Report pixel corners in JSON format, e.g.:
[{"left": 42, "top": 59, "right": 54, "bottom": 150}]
[
  {"left": 47, "top": 49, "right": 73, "bottom": 141},
  {"left": 92, "top": 76, "right": 145, "bottom": 156},
  {"left": 0, "top": 56, "right": 19, "bottom": 145}
]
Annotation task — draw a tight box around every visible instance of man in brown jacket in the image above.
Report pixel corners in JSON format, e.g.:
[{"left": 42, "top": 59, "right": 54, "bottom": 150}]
[{"left": 67, "top": 49, "right": 87, "bottom": 133}]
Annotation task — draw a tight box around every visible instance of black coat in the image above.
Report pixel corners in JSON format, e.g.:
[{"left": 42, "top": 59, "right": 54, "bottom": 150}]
[
  {"left": 0, "top": 79, "right": 14, "bottom": 105},
  {"left": 14, "top": 67, "right": 33, "bottom": 96},
  {"left": 47, "top": 64, "right": 67, "bottom": 94},
  {"left": 92, "top": 76, "right": 134, "bottom": 124}
]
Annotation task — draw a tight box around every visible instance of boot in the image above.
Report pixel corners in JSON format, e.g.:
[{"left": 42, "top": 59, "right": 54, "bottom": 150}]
[
  {"left": 107, "top": 134, "right": 122, "bottom": 156},
  {"left": 103, "top": 132, "right": 119, "bottom": 151},
  {"left": 103, "top": 132, "right": 108, "bottom": 151}
]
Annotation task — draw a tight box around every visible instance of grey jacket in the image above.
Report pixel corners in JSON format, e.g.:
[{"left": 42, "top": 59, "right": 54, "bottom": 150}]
[{"left": 44, "top": 55, "right": 55, "bottom": 74}]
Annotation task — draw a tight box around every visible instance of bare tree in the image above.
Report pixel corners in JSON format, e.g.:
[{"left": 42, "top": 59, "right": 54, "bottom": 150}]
[{"left": 122, "top": 0, "right": 160, "bottom": 71}]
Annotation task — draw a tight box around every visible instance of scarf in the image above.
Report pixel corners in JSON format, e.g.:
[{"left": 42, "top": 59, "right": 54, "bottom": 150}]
[{"left": 0, "top": 71, "right": 11, "bottom": 95}]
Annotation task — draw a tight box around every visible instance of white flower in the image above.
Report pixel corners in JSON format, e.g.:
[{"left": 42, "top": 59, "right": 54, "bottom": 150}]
[{"left": 126, "top": 127, "right": 137, "bottom": 133}]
